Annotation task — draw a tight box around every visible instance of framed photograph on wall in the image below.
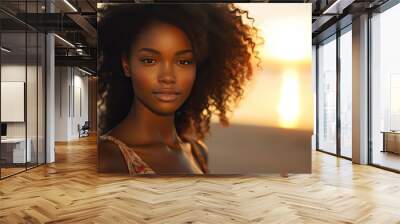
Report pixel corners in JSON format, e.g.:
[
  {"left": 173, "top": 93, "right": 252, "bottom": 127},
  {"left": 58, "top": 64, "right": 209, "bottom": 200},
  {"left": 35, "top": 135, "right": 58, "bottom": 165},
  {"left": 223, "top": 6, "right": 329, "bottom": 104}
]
[{"left": 97, "top": 3, "right": 313, "bottom": 175}]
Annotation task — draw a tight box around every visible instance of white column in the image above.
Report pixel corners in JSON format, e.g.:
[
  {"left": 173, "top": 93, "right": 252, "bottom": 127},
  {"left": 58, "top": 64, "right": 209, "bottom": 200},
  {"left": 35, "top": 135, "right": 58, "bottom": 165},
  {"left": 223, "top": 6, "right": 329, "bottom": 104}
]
[
  {"left": 312, "top": 45, "right": 317, "bottom": 151},
  {"left": 46, "top": 0, "right": 55, "bottom": 163},
  {"left": 352, "top": 14, "right": 369, "bottom": 164}
]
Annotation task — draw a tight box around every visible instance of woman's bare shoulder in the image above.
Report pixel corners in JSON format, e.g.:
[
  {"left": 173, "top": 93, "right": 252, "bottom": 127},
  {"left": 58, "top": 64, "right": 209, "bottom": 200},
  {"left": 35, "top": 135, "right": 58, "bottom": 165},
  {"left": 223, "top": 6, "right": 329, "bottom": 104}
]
[{"left": 98, "top": 135, "right": 129, "bottom": 174}]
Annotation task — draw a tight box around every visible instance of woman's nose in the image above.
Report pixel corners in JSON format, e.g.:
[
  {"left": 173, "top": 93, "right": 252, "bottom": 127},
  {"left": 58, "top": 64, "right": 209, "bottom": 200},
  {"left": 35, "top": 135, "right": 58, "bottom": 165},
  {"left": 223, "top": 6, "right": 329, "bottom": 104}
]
[{"left": 158, "top": 61, "right": 176, "bottom": 84}]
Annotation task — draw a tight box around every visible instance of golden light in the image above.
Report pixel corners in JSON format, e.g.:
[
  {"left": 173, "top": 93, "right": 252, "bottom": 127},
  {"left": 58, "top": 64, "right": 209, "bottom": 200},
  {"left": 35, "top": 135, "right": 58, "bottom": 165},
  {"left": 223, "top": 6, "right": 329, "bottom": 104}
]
[
  {"left": 278, "top": 69, "right": 300, "bottom": 128},
  {"left": 237, "top": 3, "right": 311, "bottom": 62},
  {"left": 260, "top": 19, "right": 311, "bottom": 62},
  {"left": 210, "top": 4, "right": 313, "bottom": 131}
]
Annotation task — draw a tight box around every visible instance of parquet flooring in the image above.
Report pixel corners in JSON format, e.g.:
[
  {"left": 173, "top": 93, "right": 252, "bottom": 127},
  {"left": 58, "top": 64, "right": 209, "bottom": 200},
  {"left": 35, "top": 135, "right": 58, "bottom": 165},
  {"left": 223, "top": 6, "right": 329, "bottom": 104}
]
[
  {"left": 1, "top": 167, "right": 26, "bottom": 178},
  {"left": 1, "top": 134, "right": 400, "bottom": 223}
]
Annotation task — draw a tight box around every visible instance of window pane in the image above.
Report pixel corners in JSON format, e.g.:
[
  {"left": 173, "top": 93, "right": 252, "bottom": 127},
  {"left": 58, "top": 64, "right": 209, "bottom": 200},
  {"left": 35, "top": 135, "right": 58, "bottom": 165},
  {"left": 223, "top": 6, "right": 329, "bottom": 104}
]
[
  {"left": 340, "top": 29, "right": 352, "bottom": 158},
  {"left": 371, "top": 3, "right": 400, "bottom": 171},
  {"left": 1, "top": 31, "right": 28, "bottom": 177},
  {"left": 26, "top": 31, "right": 38, "bottom": 169},
  {"left": 318, "top": 37, "right": 337, "bottom": 154}
]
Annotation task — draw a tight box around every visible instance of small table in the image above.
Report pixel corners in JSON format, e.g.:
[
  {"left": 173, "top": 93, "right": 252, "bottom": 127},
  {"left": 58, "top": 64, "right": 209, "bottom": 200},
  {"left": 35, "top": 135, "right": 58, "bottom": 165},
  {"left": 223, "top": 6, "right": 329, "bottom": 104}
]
[
  {"left": 1, "top": 138, "right": 32, "bottom": 164},
  {"left": 381, "top": 131, "right": 400, "bottom": 154}
]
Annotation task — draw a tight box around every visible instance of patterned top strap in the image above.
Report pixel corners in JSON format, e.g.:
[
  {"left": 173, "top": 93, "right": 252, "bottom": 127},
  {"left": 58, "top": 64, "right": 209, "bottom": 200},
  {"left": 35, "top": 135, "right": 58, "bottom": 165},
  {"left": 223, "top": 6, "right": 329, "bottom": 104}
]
[
  {"left": 186, "top": 138, "right": 209, "bottom": 174},
  {"left": 100, "top": 135, "right": 155, "bottom": 175}
]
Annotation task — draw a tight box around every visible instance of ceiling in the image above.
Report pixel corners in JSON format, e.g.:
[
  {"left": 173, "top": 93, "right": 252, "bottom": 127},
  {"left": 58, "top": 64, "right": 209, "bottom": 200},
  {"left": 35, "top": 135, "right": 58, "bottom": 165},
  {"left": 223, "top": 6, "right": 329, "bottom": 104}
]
[{"left": 0, "top": 0, "right": 392, "bottom": 74}]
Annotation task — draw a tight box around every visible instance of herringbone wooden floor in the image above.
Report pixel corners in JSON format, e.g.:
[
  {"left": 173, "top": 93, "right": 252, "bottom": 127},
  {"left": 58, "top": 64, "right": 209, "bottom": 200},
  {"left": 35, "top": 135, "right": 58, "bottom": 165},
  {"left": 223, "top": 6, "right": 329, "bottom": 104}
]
[{"left": 1, "top": 135, "right": 400, "bottom": 224}]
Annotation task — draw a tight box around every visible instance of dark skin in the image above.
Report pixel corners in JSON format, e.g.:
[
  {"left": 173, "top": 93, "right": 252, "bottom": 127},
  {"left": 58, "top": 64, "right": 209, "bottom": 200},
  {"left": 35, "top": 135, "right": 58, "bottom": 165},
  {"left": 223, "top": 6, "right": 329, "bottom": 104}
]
[{"left": 98, "top": 21, "right": 204, "bottom": 174}]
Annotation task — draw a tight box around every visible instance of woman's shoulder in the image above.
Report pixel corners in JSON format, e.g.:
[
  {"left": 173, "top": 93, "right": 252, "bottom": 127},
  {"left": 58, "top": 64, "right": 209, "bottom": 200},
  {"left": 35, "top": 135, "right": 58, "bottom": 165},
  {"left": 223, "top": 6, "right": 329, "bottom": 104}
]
[
  {"left": 98, "top": 134, "right": 129, "bottom": 173},
  {"left": 98, "top": 133, "right": 121, "bottom": 154}
]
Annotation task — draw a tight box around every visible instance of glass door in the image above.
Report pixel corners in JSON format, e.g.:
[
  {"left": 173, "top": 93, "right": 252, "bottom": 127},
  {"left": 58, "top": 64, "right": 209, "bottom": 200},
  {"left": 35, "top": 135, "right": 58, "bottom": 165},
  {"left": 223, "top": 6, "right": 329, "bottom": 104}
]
[
  {"left": 0, "top": 0, "right": 47, "bottom": 179},
  {"left": 1, "top": 30, "right": 28, "bottom": 178}
]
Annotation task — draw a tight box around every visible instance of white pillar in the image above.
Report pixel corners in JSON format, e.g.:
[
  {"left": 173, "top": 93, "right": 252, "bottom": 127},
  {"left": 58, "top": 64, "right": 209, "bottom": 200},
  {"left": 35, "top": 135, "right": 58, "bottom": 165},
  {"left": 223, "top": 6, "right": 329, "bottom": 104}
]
[
  {"left": 312, "top": 45, "right": 317, "bottom": 151},
  {"left": 46, "top": 0, "right": 55, "bottom": 163},
  {"left": 352, "top": 14, "right": 369, "bottom": 164}
]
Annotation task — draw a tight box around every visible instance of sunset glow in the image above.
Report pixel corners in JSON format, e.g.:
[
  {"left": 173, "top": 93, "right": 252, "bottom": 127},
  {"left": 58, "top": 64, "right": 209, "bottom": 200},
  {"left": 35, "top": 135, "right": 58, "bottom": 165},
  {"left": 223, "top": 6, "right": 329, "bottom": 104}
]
[
  {"left": 278, "top": 69, "right": 300, "bottom": 128},
  {"left": 210, "top": 4, "right": 313, "bottom": 131}
]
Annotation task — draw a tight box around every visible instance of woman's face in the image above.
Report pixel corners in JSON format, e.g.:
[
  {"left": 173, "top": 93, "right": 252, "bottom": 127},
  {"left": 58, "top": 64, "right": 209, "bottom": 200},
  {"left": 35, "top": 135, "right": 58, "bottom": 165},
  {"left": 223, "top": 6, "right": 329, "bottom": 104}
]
[{"left": 122, "top": 21, "right": 196, "bottom": 116}]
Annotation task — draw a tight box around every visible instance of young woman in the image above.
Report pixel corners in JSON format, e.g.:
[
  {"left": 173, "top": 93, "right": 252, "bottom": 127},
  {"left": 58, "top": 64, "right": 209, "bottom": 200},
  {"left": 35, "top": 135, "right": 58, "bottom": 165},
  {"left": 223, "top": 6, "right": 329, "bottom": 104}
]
[{"left": 97, "top": 3, "right": 261, "bottom": 175}]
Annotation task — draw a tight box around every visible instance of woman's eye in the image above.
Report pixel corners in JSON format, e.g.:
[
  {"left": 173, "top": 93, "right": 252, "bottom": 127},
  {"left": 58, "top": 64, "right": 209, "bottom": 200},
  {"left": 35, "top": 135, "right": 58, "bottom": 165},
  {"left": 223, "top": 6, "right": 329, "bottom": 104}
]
[
  {"left": 140, "top": 58, "right": 156, "bottom": 64},
  {"left": 178, "top": 59, "right": 194, "bottom": 65}
]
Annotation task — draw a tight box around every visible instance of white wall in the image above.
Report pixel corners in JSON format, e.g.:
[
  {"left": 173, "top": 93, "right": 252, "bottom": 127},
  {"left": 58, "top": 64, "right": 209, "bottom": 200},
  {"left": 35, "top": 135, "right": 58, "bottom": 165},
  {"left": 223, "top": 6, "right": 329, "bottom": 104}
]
[
  {"left": 72, "top": 73, "right": 89, "bottom": 138},
  {"left": 54, "top": 67, "right": 89, "bottom": 141},
  {"left": 1, "top": 65, "right": 25, "bottom": 132},
  {"left": 1, "top": 65, "right": 35, "bottom": 137},
  {"left": 55, "top": 66, "right": 69, "bottom": 141},
  {"left": 1, "top": 63, "right": 46, "bottom": 164}
]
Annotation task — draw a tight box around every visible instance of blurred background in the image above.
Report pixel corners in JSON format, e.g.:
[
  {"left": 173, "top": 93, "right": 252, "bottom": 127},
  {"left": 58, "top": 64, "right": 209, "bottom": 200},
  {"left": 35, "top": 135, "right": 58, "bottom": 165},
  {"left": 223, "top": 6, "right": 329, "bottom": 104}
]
[{"left": 206, "top": 3, "right": 313, "bottom": 173}]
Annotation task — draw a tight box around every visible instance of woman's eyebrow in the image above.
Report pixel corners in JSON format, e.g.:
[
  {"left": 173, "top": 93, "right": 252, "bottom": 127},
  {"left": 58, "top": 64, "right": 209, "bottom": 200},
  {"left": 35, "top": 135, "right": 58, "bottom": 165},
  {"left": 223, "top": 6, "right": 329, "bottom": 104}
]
[
  {"left": 138, "top": 48, "right": 160, "bottom": 54},
  {"left": 175, "top": 49, "right": 193, "bottom": 56}
]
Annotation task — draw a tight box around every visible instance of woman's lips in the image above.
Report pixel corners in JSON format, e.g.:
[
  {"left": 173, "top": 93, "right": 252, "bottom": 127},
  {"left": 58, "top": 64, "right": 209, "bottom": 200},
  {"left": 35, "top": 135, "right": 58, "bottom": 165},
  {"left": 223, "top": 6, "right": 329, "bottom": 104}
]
[{"left": 152, "top": 90, "right": 180, "bottom": 102}]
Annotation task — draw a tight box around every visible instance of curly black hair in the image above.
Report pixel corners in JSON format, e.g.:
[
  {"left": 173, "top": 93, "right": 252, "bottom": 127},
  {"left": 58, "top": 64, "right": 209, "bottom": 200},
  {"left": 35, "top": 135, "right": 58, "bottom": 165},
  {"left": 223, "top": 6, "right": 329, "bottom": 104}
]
[{"left": 98, "top": 3, "right": 262, "bottom": 139}]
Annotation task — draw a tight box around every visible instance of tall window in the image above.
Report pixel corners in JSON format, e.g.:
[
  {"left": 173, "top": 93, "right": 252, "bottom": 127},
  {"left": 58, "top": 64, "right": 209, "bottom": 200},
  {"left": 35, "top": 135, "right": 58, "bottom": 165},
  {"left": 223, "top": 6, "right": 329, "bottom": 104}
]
[
  {"left": 339, "top": 28, "right": 352, "bottom": 158},
  {"left": 317, "top": 36, "right": 337, "bottom": 154},
  {"left": 371, "top": 2, "right": 400, "bottom": 171}
]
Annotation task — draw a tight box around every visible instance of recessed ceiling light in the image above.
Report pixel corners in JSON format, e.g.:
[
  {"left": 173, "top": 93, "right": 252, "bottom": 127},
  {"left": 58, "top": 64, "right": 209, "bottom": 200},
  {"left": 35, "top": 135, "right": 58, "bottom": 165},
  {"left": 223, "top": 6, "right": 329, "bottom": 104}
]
[
  {"left": 322, "top": 0, "right": 354, "bottom": 15},
  {"left": 1, "top": 47, "right": 11, "bottom": 53},
  {"left": 63, "top": 0, "right": 78, "bottom": 12},
  {"left": 54, "top": 34, "right": 75, "bottom": 48},
  {"left": 77, "top": 67, "right": 93, "bottom": 76}
]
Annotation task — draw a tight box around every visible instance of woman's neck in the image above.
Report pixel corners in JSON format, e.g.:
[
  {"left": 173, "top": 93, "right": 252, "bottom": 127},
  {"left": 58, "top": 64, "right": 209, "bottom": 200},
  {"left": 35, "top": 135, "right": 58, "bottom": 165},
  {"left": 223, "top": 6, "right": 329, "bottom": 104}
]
[{"left": 121, "top": 100, "right": 180, "bottom": 147}]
